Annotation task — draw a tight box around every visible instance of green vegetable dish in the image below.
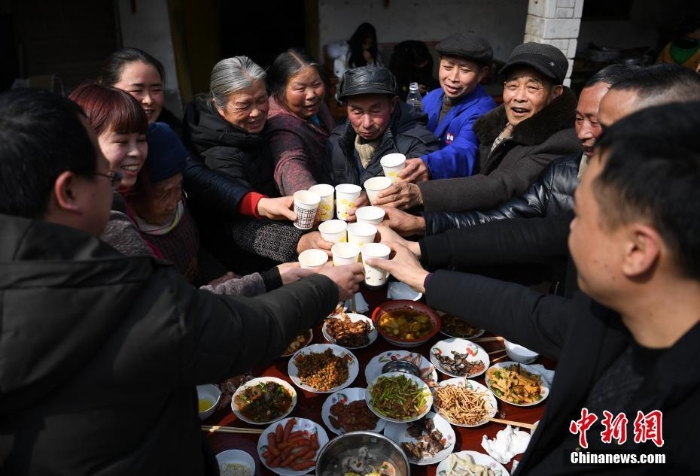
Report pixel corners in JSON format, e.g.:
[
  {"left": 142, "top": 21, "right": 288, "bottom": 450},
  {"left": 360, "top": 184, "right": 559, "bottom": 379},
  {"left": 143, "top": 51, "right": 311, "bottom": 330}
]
[{"left": 368, "top": 374, "right": 430, "bottom": 421}]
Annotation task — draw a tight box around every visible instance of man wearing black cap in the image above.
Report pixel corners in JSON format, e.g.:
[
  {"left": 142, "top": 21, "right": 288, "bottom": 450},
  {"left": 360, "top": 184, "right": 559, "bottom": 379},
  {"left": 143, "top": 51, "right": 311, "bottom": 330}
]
[
  {"left": 324, "top": 65, "right": 440, "bottom": 186},
  {"left": 374, "top": 42, "right": 579, "bottom": 215},
  {"left": 398, "top": 31, "right": 497, "bottom": 182}
]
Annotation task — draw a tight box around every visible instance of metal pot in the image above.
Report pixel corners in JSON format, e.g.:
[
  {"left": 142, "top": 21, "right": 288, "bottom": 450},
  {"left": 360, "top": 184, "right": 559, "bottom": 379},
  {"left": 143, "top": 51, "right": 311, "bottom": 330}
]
[{"left": 316, "top": 431, "right": 411, "bottom": 476}]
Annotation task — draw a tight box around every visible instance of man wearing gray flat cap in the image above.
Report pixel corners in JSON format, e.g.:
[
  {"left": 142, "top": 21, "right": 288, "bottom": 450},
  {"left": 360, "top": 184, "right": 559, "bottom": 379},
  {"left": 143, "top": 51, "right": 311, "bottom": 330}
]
[
  {"left": 324, "top": 65, "right": 440, "bottom": 191},
  {"left": 393, "top": 31, "right": 497, "bottom": 185}
]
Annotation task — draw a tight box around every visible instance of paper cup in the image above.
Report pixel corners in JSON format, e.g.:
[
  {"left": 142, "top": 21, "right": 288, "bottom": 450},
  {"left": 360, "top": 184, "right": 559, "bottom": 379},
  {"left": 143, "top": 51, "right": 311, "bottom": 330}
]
[
  {"left": 380, "top": 153, "right": 406, "bottom": 183},
  {"left": 364, "top": 176, "right": 393, "bottom": 205},
  {"left": 331, "top": 242, "right": 361, "bottom": 266},
  {"left": 298, "top": 249, "right": 329, "bottom": 269},
  {"left": 361, "top": 242, "right": 391, "bottom": 288},
  {"left": 335, "top": 183, "right": 362, "bottom": 220},
  {"left": 308, "top": 184, "right": 335, "bottom": 222},
  {"left": 346, "top": 222, "right": 377, "bottom": 248},
  {"left": 355, "top": 206, "right": 386, "bottom": 225},
  {"left": 318, "top": 219, "right": 348, "bottom": 243},
  {"left": 293, "top": 190, "right": 320, "bottom": 230}
]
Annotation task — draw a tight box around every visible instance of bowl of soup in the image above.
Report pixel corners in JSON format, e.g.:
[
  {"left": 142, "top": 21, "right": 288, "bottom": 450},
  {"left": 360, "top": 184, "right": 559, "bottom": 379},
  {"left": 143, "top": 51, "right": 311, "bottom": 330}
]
[
  {"left": 371, "top": 300, "right": 440, "bottom": 348},
  {"left": 197, "top": 383, "right": 222, "bottom": 420}
]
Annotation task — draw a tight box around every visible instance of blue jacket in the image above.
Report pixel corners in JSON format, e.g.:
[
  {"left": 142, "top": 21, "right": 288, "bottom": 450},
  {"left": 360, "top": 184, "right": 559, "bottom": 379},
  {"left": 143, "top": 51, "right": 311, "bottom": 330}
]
[{"left": 420, "top": 84, "right": 496, "bottom": 179}]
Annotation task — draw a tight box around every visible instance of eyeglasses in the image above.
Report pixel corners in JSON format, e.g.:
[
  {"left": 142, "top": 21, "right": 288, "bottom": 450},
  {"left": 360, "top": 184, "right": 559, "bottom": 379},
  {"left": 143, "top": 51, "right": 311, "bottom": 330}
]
[{"left": 94, "top": 171, "right": 123, "bottom": 188}]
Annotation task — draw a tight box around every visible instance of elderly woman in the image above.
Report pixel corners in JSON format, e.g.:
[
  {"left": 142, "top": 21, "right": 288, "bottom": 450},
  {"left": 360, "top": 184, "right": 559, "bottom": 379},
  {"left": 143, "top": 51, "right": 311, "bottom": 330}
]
[
  {"left": 183, "top": 56, "right": 331, "bottom": 272},
  {"left": 266, "top": 48, "right": 336, "bottom": 196},
  {"left": 374, "top": 42, "right": 580, "bottom": 215}
]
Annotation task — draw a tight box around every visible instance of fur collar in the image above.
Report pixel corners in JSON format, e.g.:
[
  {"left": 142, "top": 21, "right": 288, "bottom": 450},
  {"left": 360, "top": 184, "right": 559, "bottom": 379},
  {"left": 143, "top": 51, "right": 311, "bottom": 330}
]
[{"left": 473, "top": 87, "right": 577, "bottom": 147}]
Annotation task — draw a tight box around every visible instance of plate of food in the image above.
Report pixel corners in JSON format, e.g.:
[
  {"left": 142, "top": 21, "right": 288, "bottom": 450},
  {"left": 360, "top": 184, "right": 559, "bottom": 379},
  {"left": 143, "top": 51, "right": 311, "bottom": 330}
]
[
  {"left": 430, "top": 338, "right": 489, "bottom": 378},
  {"left": 437, "top": 311, "right": 485, "bottom": 339},
  {"left": 432, "top": 377, "right": 498, "bottom": 428},
  {"left": 258, "top": 417, "right": 329, "bottom": 475},
  {"left": 231, "top": 376, "right": 297, "bottom": 425},
  {"left": 321, "top": 311, "right": 378, "bottom": 349},
  {"left": 366, "top": 372, "right": 433, "bottom": 423},
  {"left": 436, "top": 450, "right": 510, "bottom": 476},
  {"left": 365, "top": 350, "right": 438, "bottom": 387},
  {"left": 383, "top": 411, "right": 455, "bottom": 466},
  {"left": 321, "top": 387, "right": 386, "bottom": 435},
  {"left": 288, "top": 343, "right": 359, "bottom": 394},
  {"left": 485, "top": 361, "right": 550, "bottom": 407},
  {"left": 281, "top": 329, "right": 313, "bottom": 357}
]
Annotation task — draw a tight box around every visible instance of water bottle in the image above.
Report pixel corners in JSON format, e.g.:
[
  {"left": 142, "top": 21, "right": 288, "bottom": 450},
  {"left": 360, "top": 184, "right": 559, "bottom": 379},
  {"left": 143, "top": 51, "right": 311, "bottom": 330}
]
[{"left": 406, "top": 82, "right": 423, "bottom": 113}]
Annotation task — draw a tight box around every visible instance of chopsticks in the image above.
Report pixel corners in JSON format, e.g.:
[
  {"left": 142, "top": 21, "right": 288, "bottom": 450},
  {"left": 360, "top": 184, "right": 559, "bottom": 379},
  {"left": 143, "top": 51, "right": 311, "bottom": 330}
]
[
  {"left": 485, "top": 417, "right": 537, "bottom": 430},
  {"left": 471, "top": 336, "right": 503, "bottom": 343},
  {"left": 488, "top": 348, "right": 506, "bottom": 356},
  {"left": 202, "top": 425, "right": 264, "bottom": 435}
]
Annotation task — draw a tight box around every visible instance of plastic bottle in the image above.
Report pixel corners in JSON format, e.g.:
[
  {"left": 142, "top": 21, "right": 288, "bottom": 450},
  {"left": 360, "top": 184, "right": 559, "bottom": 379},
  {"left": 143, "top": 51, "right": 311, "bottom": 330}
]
[{"left": 405, "top": 82, "right": 423, "bottom": 113}]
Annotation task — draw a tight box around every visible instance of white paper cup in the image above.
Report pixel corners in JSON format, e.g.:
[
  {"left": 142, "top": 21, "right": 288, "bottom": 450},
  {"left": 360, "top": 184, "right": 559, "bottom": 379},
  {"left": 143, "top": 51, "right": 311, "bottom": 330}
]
[
  {"left": 355, "top": 206, "right": 386, "bottom": 225},
  {"left": 361, "top": 242, "right": 391, "bottom": 288},
  {"left": 335, "top": 183, "right": 362, "bottom": 220},
  {"left": 308, "top": 184, "right": 335, "bottom": 222},
  {"left": 346, "top": 222, "right": 377, "bottom": 248},
  {"left": 331, "top": 242, "right": 361, "bottom": 266},
  {"left": 318, "top": 219, "right": 348, "bottom": 243},
  {"left": 380, "top": 153, "right": 406, "bottom": 183},
  {"left": 363, "top": 176, "right": 393, "bottom": 205},
  {"left": 293, "top": 190, "right": 320, "bottom": 230},
  {"left": 298, "top": 248, "right": 329, "bottom": 269}
]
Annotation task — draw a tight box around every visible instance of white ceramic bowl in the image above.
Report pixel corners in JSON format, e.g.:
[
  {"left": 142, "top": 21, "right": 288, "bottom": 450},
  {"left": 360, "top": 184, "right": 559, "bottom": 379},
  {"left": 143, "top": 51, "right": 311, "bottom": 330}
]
[
  {"left": 503, "top": 339, "right": 539, "bottom": 364},
  {"left": 197, "top": 384, "right": 222, "bottom": 420},
  {"left": 216, "top": 449, "right": 256, "bottom": 476}
]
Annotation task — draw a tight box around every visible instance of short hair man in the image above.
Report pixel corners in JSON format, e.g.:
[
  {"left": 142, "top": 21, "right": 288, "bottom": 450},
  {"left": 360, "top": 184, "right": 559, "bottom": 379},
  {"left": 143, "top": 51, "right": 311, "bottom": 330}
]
[
  {"left": 398, "top": 31, "right": 497, "bottom": 181},
  {"left": 0, "top": 89, "right": 363, "bottom": 474},
  {"left": 325, "top": 65, "right": 440, "bottom": 186},
  {"left": 372, "top": 101, "right": 700, "bottom": 473}
]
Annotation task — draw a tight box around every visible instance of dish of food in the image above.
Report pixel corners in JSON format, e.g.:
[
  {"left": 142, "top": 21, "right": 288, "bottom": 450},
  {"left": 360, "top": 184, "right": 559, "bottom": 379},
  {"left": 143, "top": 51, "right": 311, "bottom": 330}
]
[
  {"left": 322, "top": 312, "right": 378, "bottom": 349},
  {"left": 281, "top": 329, "right": 313, "bottom": 357},
  {"left": 215, "top": 449, "right": 255, "bottom": 476},
  {"left": 365, "top": 350, "right": 438, "bottom": 387},
  {"left": 231, "top": 377, "right": 297, "bottom": 425},
  {"left": 436, "top": 450, "right": 510, "bottom": 476},
  {"left": 374, "top": 305, "right": 437, "bottom": 341},
  {"left": 258, "top": 417, "right": 329, "bottom": 475},
  {"left": 437, "top": 311, "right": 485, "bottom": 339},
  {"left": 432, "top": 378, "right": 498, "bottom": 427},
  {"left": 321, "top": 387, "right": 386, "bottom": 435},
  {"left": 430, "top": 338, "right": 489, "bottom": 378},
  {"left": 288, "top": 344, "right": 359, "bottom": 393},
  {"left": 366, "top": 372, "right": 433, "bottom": 423},
  {"left": 383, "top": 411, "right": 455, "bottom": 466},
  {"left": 485, "top": 362, "right": 550, "bottom": 407}
]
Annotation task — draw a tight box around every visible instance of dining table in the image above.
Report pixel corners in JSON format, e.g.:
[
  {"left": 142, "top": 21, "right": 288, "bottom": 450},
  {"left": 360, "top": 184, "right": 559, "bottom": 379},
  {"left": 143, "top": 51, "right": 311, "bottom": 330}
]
[{"left": 203, "top": 282, "right": 556, "bottom": 476}]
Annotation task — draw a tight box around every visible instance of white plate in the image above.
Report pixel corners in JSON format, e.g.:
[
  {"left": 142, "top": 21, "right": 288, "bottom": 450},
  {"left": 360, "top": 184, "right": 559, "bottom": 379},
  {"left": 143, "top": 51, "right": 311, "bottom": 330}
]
[
  {"left": 437, "top": 311, "right": 485, "bottom": 340},
  {"left": 288, "top": 343, "right": 359, "bottom": 393},
  {"left": 430, "top": 338, "right": 490, "bottom": 378},
  {"left": 432, "top": 377, "right": 498, "bottom": 428},
  {"left": 366, "top": 372, "right": 433, "bottom": 423},
  {"left": 231, "top": 376, "right": 297, "bottom": 425},
  {"left": 281, "top": 329, "right": 314, "bottom": 357},
  {"left": 436, "top": 450, "right": 510, "bottom": 476},
  {"left": 387, "top": 281, "right": 423, "bottom": 301},
  {"left": 321, "top": 387, "right": 387, "bottom": 435},
  {"left": 365, "top": 350, "right": 438, "bottom": 387},
  {"left": 485, "top": 361, "right": 550, "bottom": 407},
  {"left": 383, "top": 411, "right": 456, "bottom": 465},
  {"left": 216, "top": 449, "right": 256, "bottom": 476},
  {"left": 257, "top": 417, "right": 329, "bottom": 475},
  {"left": 321, "top": 312, "right": 378, "bottom": 349}
]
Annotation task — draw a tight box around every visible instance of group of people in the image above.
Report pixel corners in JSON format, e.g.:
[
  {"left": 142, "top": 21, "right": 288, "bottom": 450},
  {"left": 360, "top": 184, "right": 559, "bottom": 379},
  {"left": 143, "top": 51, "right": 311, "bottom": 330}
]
[{"left": 2, "top": 23, "right": 700, "bottom": 475}]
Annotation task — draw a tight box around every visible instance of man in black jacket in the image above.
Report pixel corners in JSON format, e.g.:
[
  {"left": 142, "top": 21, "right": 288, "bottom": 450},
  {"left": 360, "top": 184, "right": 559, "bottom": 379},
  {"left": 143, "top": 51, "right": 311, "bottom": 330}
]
[
  {"left": 371, "top": 101, "right": 700, "bottom": 474},
  {"left": 0, "top": 89, "right": 364, "bottom": 475}
]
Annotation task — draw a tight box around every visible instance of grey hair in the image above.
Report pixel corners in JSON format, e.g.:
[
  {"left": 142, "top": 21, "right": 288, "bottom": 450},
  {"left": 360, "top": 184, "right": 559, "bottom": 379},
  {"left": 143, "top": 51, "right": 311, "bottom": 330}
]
[{"left": 210, "top": 56, "right": 267, "bottom": 108}]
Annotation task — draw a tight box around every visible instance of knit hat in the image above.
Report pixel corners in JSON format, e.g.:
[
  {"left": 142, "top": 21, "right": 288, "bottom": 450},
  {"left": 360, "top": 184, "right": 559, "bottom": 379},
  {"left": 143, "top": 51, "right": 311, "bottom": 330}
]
[
  {"left": 435, "top": 31, "right": 493, "bottom": 66},
  {"left": 338, "top": 66, "right": 397, "bottom": 100},
  {"left": 145, "top": 122, "right": 188, "bottom": 183},
  {"left": 501, "top": 42, "right": 569, "bottom": 85}
]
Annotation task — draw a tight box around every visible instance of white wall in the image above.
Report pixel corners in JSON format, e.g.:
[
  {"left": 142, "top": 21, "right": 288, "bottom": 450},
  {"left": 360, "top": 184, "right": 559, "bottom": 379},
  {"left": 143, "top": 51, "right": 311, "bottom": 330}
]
[
  {"left": 117, "top": 0, "right": 182, "bottom": 116},
  {"left": 318, "top": 0, "right": 529, "bottom": 62}
]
